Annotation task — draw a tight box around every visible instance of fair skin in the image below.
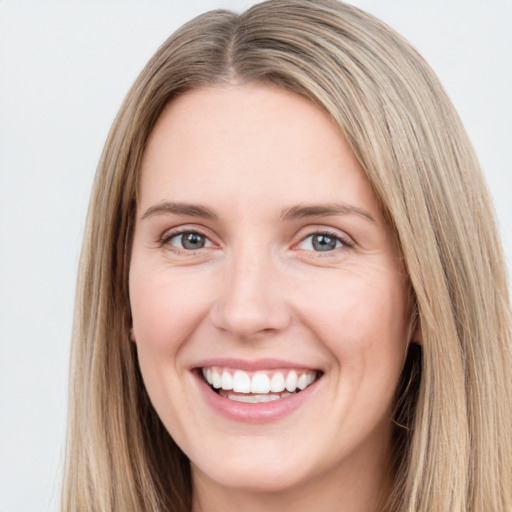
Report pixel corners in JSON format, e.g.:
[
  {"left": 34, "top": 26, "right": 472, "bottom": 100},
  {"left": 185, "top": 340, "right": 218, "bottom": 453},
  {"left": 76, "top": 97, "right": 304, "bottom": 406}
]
[{"left": 129, "top": 84, "right": 412, "bottom": 512}]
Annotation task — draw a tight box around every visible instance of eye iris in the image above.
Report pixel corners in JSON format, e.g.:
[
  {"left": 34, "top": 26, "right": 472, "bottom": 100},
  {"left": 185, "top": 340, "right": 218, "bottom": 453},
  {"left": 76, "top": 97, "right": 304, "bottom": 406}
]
[
  {"left": 312, "top": 234, "right": 337, "bottom": 251},
  {"left": 182, "top": 232, "right": 205, "bottom": 250}
]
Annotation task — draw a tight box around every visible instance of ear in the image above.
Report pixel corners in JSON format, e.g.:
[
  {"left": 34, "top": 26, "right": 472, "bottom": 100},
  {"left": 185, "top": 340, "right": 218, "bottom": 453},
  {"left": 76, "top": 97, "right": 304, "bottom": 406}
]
[{"left": 129, "top": 327, "right": 137, "bottom": 343}]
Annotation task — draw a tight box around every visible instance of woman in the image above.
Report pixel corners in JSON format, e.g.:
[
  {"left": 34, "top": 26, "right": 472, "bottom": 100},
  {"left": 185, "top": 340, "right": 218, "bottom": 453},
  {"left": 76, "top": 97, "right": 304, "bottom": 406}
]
[{"left": 62, "top": 1, "right": 512, "bottom": 511}]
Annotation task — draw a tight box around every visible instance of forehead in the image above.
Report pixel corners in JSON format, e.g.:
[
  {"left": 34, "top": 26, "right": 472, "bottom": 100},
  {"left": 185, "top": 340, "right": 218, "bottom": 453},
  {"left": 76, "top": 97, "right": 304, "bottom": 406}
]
[
  {"left": 139, "top": 84, "right": 382, "bottom": 221},
  {"left": 141, "top": 84, "right": 344, "bottom": 167}
]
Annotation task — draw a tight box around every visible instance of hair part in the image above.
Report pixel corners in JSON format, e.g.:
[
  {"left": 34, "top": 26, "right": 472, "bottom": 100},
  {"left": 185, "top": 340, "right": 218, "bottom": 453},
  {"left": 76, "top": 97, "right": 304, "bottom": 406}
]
[{"left": 63, "top": 1, "right": 512, "bottom": 511}]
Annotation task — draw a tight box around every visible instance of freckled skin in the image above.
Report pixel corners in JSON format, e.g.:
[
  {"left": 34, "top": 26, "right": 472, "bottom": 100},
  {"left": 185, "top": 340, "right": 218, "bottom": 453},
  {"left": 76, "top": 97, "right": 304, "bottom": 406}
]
[{"left": 129, "top": 84, "right": 411, "bottom": 512}]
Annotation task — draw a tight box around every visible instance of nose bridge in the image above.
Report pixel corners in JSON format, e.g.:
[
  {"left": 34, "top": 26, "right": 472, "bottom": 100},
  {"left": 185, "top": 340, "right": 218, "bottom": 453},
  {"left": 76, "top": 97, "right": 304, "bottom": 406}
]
[{"left": 211, "top": 240, "right": 290, "bottom": 338}]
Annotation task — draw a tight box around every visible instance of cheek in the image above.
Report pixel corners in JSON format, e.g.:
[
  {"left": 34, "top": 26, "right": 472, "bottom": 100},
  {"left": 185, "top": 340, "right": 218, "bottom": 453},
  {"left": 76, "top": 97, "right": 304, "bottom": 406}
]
[
  {"left": 129, "top": 267, "right": 212, "bottom": 354},
  {"left": 305, "top": 269, "right": 408, "bottom": 341},
  {"left": 300, "top": 270, "right": 409, "bottom": 388},
  {"left": 128, "top": 269, "right": 209, "bottom": 430}
]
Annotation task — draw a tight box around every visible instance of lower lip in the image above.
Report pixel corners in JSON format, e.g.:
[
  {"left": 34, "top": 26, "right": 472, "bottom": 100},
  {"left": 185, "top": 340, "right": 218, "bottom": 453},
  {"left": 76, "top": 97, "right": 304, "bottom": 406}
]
[{"left": 194, "top": 371, "right": 320, "bottom": 424}]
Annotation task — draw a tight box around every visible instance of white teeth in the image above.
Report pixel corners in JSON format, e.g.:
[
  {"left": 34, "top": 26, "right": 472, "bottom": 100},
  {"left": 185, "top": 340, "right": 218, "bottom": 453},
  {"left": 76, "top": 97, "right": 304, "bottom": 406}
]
[
  {"left": 212, "top": 370, "right": 222, "bottom": 389},
  {"left": 285, "top": 370, "right": 298, "bottom": 392},
  {"left": 270, "top": 372, "right": 285, "bottom": 392},
  {"left": 233, "top": 370, "right": 251, "bottom": 393},
  {"left": 202, "top": 367, "right": 318, "bottom": 396},
  {"left": 222, "top": 392, "right": 293, "bottom": 403},
  {"left": 250, "top": 373, "right": 270, "bottom": 393},
  {"left": 297, "top": 373, "right": 308, "bottom": 390},
  {"left": 221, "top": 371, "right": 233, "bottom": 390}
]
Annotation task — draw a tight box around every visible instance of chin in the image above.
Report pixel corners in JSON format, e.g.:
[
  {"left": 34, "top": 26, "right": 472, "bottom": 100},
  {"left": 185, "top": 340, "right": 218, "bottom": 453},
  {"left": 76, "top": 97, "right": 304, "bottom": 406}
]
[{"left": 193, "top": 453, "right": 312, "bottom": 494}]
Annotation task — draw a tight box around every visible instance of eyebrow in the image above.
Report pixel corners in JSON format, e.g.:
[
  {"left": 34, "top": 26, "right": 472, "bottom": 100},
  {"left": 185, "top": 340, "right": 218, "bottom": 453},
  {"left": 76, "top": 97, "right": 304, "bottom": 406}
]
[
  {"left": 280, "top": 203, "right": 379, "bottom": 225},
  {"left": 141, "top": 201, "right": 379, "bottom": 225},
  {"left": 141, "top": 201, "right": 217, "bottom": 220}
]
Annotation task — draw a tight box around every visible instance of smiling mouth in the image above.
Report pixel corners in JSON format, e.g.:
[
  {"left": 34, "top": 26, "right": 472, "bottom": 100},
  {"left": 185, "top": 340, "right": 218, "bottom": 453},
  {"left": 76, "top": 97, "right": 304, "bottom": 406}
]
[{"left": 200, "top": 366, "right": 321, "bottom": 403}]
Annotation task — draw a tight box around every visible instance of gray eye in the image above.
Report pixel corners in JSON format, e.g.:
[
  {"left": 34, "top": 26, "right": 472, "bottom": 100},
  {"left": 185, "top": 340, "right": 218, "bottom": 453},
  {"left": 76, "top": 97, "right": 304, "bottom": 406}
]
[
  {"left": 171, "top": 232, "right": 207, "bottom": 250},
  {"left": 312, "top": 234, "right": 338, "bottom": 251}
]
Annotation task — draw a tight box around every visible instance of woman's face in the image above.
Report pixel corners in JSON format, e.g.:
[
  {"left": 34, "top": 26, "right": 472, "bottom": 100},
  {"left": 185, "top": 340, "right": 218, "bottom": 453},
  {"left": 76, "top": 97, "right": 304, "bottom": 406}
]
[{"left": 129, "top": 84, "right": 411, "bottom": 499}]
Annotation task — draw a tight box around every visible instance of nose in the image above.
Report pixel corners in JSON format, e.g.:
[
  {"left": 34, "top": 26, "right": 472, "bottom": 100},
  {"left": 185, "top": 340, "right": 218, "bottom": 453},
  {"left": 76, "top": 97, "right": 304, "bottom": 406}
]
[{"left": 209, "top": 248, "right": 292, "bottom": 340}]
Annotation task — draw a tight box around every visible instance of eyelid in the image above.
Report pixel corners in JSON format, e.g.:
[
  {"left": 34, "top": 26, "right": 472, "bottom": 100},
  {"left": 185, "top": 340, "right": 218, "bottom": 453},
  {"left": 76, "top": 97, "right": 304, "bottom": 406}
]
[
  {"left": 294, "top": 227, "right": 355, "bottom": 252},
  {"left": 158, "top": 224, "right": 354, "bottom": 255},
  {"left": 160, "top": 225, "right": 218, "bottom": 252}
]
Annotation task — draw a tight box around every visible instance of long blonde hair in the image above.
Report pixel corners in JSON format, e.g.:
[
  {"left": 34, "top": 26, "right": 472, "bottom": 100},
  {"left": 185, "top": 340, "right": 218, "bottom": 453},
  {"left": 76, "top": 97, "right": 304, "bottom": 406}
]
[{"left": 62, "top": 1, "right": 512, "bottom": 510}]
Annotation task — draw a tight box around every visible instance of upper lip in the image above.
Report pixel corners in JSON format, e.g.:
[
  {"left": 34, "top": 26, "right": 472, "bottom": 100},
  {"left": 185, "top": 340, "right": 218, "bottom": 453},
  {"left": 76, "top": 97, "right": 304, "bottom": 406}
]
[{"left": 193, "top": 358, "right": 320, "bottom": 372}]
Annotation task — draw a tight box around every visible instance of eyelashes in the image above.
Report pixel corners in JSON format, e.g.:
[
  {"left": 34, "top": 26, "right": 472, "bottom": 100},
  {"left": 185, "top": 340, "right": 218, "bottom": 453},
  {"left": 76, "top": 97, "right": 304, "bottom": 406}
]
[
  {"left": 296, "top": 230, "right": 354, "bottom": 252},
  {"left": 160, "top": 227, "right": 354, "bottom": 255},
  {"left": 162, "top": 231, "right": 214, "bottom": 251}
]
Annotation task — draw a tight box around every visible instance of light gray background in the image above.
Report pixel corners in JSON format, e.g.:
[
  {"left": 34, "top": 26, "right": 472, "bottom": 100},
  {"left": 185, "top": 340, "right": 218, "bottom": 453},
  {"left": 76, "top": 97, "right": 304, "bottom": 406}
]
[{"left": 0, "top": 1, "right": 510, "bottom": 510}]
